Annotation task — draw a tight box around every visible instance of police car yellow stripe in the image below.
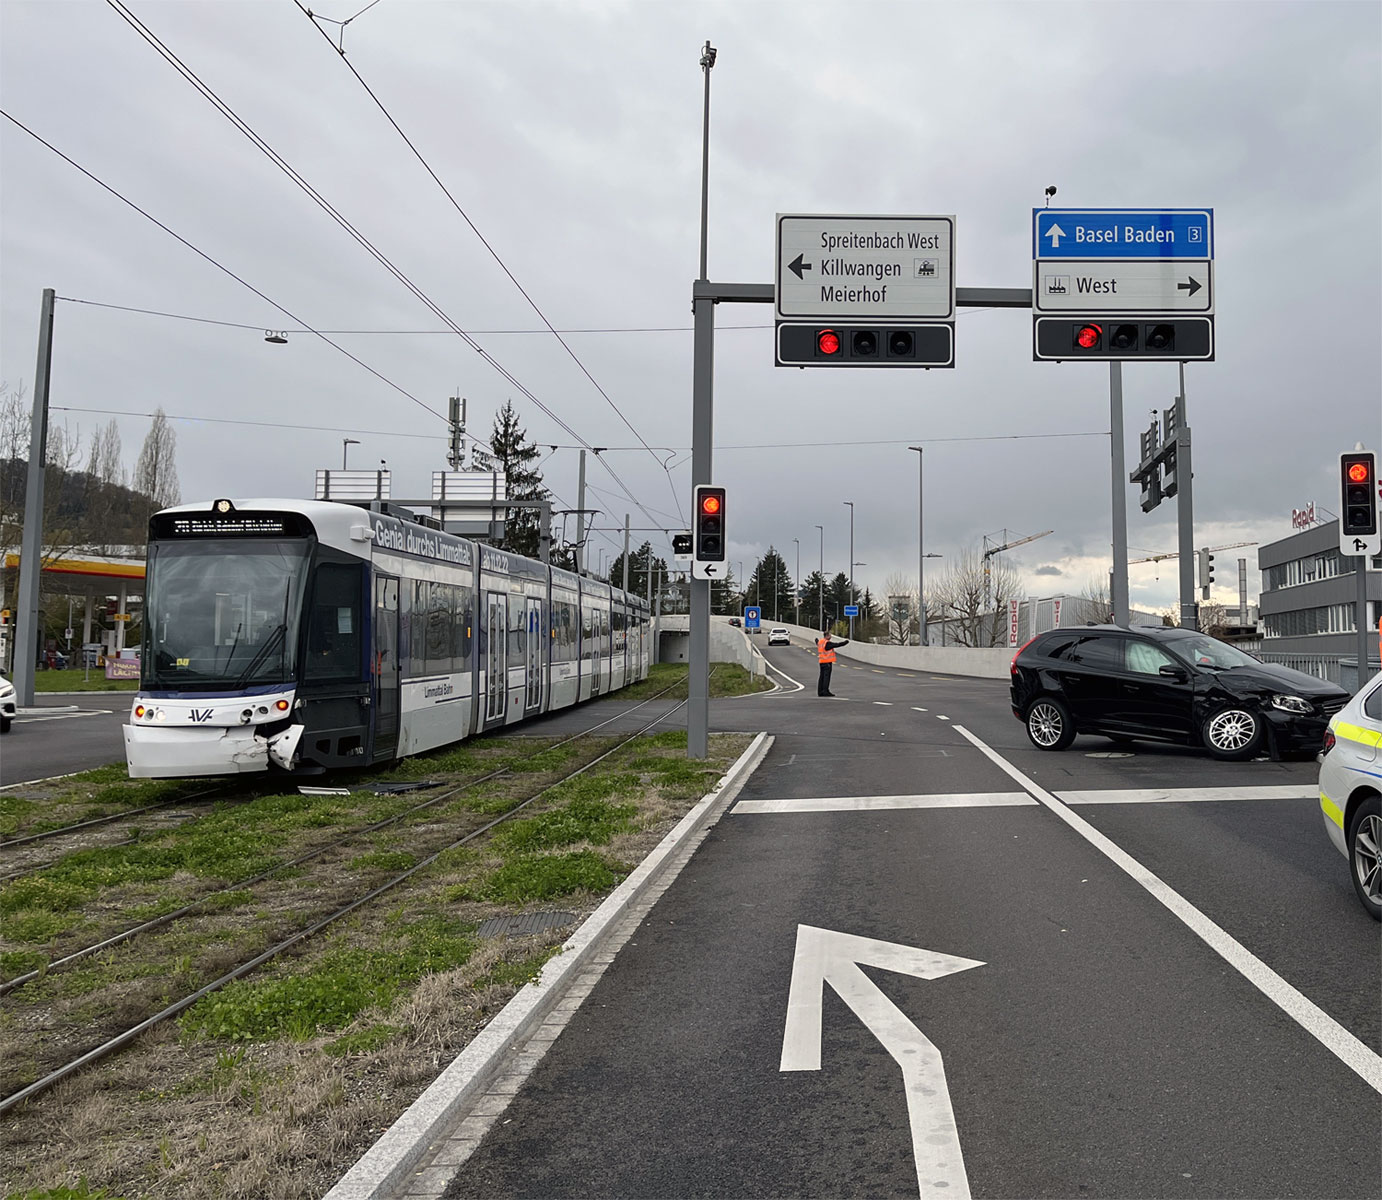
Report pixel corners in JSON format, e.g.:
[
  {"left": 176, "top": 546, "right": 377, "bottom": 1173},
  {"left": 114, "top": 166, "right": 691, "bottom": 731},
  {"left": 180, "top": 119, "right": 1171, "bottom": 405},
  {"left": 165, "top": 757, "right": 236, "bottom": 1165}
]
[
  {"left": 1332, "top": 720, "right": 1382, "bottom": 749},
  {"left": 1320, "top": 791, "right": 1345, "bottom": 830}
]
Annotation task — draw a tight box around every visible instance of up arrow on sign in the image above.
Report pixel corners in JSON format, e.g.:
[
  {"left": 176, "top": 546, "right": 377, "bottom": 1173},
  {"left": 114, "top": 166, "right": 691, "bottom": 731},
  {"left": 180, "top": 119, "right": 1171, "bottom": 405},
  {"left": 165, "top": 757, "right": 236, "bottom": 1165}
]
[
  {"left": 780, "top": 924, "right": 985, "bottom": 1198},
  {"left": 1044, "top": 222, "right": 1067, "bottom": 248}
]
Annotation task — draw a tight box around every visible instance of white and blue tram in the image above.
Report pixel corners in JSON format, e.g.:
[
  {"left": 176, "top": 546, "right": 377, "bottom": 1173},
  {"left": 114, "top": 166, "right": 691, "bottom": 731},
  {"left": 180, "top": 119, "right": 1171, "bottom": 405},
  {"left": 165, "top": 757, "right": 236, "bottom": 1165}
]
[{"left": 123, "top": 498, "right": 651, "bottom": 778}]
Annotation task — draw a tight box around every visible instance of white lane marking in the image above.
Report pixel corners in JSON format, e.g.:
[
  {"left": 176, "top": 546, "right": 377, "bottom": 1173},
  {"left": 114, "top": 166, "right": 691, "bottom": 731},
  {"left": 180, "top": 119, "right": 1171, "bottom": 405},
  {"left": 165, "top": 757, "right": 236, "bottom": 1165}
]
[
  {"left": 1057, "top": 785, "right": 1317, "bottom": 805},
  {"left": 781, "top": 924, "right": 982, "bottom": 1199},
  {"left": 873, "top": 701, "right": 893, "bottom": 706},
  {"left": 912, "top": 706, "right": 928, "bottom": 712},
  {"left": 936, "top": 715, "right": 950, "bottom": 721},
  {"left": 15, "top": 709, "right": 114, "bottom": 723},
  {"left": 734, "top": 793, "right": 1036, "bottom": 814},
  {"left": 871, "top": 669, "right": 886, "bottom": 674},
  {"left": 953, "top": 724, "right": 1382, "bottom": 1096},
  {"left": 762, "top": 656, "right": 805, "bottom": 693}
]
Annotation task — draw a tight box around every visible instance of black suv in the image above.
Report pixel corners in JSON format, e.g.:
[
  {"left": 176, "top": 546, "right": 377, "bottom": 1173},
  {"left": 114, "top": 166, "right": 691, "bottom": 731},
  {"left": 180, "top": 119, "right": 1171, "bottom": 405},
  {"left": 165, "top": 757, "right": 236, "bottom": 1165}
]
[{"left": 1010, "top": 625, "right": 1349, "bottom": 761}]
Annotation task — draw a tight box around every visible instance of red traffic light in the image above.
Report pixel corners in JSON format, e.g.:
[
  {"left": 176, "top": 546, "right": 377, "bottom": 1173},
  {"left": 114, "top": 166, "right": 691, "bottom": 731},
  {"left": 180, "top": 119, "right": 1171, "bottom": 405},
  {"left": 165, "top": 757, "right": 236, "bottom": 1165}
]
[
  {"left": 1348, "top": 461, "right": 1370, "bottom": 484},
  {"left": 701, "top": 493, "right": 721, "bottom": 515},
  {"left": 1076, "top": 323, "right": 1102, "bottom": 350},
  {"left": 816, "top": 329, "right": 841, "bottom": 356}
]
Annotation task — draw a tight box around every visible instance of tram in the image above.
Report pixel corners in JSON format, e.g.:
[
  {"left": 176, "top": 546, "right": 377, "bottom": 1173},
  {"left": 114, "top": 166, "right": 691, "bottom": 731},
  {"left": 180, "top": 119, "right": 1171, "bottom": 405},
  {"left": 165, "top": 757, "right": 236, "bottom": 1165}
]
[{"left": 123, "top": 498, "right": 651, "bottom": 778}]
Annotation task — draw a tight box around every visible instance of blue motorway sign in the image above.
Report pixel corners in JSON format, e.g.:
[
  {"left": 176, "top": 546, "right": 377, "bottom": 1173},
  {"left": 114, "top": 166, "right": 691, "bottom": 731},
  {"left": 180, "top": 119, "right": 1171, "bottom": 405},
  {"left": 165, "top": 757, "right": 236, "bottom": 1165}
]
[
  {"left": 843, "top": 604, "right": 860, "bottom": 618},
  {"left": 1033, "top": 209, "right": 1213, "bottom": 260},
  {"left": 743, "top": 606, "right": 761, "bottom": 629}
]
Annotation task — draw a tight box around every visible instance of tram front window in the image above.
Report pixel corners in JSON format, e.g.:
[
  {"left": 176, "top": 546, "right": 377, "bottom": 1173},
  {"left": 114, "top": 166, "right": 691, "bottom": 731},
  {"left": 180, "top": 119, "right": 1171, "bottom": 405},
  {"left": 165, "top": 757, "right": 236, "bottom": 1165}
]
[{"left": 144, "top": 540, "right": 310, "bottom": 689}]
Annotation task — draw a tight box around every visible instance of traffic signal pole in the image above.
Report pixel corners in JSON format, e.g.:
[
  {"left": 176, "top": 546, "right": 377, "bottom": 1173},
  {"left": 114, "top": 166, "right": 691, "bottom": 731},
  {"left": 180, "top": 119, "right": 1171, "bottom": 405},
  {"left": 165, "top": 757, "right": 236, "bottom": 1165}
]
[
  {"left": 1175, "top": 363, "right": 1199, "bottom": 631},
  {"left": 1109, "top": 362, "right": 1130, "bottom": 627},
  {"left": 14, "top": 288, "right": 56, "bottom": 707}
]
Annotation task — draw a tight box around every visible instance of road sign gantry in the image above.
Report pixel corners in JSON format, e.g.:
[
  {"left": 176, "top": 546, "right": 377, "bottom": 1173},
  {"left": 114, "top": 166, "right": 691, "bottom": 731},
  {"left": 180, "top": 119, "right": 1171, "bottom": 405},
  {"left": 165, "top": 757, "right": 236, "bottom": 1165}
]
[{"left": 1032, "top": 208, "right": 1215, "bottom": 361}]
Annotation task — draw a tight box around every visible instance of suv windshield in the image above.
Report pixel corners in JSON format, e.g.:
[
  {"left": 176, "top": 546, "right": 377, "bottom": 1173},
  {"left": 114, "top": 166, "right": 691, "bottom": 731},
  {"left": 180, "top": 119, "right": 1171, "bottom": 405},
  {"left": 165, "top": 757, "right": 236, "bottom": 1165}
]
[
  {"left": 1167, "top": 633, "right": 1262, "bottom": 671},
  {"left": 144, "top": 539, "right": 310, "bottom": 690}
]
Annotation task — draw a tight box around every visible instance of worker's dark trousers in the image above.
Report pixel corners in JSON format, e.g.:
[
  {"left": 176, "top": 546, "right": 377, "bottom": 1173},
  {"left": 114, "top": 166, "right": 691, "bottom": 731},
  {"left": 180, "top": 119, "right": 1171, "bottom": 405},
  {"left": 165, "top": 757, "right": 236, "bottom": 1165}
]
[{"left": 817, "top": 662, "right": 833, "bottom": 696}]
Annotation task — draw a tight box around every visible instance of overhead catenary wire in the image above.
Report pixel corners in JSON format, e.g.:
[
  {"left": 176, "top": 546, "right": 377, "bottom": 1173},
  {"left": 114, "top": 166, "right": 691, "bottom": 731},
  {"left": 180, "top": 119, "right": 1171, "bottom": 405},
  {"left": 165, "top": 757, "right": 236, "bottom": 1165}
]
[
  {"left": 100, "top": 1, "right": 667, "bottom": 532},
  {"left": 293, "top": 0, "right": 686, "bottom": 525},
  {"left": 0, "top": 107, "right": 454, "bottom": 435}
]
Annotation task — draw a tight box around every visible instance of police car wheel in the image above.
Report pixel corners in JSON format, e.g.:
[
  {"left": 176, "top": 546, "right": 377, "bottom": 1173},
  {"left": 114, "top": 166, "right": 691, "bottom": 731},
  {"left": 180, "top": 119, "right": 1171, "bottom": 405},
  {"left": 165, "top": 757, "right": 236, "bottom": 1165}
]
[
  {"left": 1200, "top": 706, "right": 1262, "bottom": 761},
  {"left": 1025, "top": 698, "right": 1074, "bottom": 751},
  {"left": 1347, "top": 796, "right": 1381, "bottom": 921}
]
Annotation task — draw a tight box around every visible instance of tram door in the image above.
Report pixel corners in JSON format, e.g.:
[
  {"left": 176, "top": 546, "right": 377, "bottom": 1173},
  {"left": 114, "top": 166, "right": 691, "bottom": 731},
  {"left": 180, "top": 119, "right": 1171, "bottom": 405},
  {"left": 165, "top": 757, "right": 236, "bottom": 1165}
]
[
  {"left": 589, "top": 606, "right": 602, "bottom": 697},
  {"left": 525, "top": 598, "right": 543, "bottom": 712},
  {"left": 372, "top": 575, "right": 400, "bottom": 759},
  {"left": 486, "top": 594, "right": 507, "bottom": 722}
]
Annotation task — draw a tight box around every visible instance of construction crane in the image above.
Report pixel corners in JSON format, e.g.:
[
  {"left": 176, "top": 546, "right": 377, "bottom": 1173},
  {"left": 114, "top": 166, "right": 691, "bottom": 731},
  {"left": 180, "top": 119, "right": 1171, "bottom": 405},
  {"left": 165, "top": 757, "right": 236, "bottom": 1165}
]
[
  {"left": 1128, "top": 540, "right": 1256, "bottom": 567},
  {"left": 983, "top": 529, "right": 1054, "bottom": 609}
]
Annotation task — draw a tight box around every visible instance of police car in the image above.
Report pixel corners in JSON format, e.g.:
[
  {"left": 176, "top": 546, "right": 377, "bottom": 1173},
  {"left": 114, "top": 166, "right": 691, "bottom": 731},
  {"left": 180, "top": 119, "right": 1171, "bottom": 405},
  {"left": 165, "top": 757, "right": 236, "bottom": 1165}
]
[{"left": 1319, "top": 670, "right": 1382, "bottom": 920}]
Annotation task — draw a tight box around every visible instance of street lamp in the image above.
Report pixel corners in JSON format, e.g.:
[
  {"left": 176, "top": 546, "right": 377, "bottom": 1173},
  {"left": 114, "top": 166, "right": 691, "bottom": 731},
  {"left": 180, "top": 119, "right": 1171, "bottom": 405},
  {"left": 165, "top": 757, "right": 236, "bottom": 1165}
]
[
  {"left": 342, "top": 437, "right": 360, "bottom": 470},
  {"left": 844, "top": 501, "right": 855, "bottom": 640},
  {"left": 793, "top": 537, "right": 800, "bottom": 626},
  {"left": 908, "top": 447, "right": 927, "bottom": 644},
  {"left": 815, "top": 525, "right": 824, "bottom": 631}
]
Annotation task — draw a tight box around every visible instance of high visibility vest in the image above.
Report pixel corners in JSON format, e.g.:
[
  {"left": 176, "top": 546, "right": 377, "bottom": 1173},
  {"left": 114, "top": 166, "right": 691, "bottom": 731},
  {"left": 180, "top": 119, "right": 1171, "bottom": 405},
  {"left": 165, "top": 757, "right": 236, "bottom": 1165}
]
[{"left": 817, "top": 637, "right": 835, "bottom": 664}]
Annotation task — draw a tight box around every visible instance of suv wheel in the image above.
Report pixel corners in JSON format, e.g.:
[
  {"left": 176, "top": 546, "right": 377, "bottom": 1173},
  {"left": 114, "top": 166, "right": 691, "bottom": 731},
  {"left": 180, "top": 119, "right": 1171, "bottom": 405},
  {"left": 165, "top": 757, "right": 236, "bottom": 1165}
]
[
  {"left": 1026, "top": 697, "right": 1075, "bottom": 751},
  {"left": 1200, "top": 706, "right": 1262, "bottom": 761},
  {"left": 1347, "top": 796, "right": 1381, "bottom": 921}
]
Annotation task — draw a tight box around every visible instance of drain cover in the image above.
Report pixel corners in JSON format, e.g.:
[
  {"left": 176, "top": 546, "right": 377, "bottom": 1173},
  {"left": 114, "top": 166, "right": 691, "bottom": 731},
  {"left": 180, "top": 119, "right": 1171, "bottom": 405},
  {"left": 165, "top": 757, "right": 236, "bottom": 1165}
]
[
  {"left": 1085, "top": 751, "right": 1134, "bottom": 759},
  {"left": 477, "top": 911, "right": 577, "bottom": 938}
]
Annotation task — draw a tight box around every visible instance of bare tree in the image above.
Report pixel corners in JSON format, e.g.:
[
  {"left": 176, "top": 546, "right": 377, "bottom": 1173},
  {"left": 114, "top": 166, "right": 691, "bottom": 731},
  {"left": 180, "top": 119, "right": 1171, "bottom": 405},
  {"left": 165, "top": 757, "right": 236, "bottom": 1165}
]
[
  {"left": 881, "top": 572, "right": 916, "bottom": 644},
  {"left": 87, "top": 420, "right": 125, "bottom": 490},
  {"left": 928, "top": 546, "right": 1023, "bottom": 646},
  {"left": 133, "top": 408, "right": 181, "bottom": 521},
  {"left": 1075, "top": 574, "right": 1113, "bottom": 625}
]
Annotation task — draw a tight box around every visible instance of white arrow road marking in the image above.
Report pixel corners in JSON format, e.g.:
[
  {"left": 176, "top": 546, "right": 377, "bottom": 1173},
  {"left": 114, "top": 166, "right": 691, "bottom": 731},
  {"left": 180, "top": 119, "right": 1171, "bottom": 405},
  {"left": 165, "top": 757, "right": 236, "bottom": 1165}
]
[
  {"left": 16, "top": 709, "right": 114, "bottom": 723},
  {"left": 781, "top": 924, "right": 984, "bottom": 1198}
]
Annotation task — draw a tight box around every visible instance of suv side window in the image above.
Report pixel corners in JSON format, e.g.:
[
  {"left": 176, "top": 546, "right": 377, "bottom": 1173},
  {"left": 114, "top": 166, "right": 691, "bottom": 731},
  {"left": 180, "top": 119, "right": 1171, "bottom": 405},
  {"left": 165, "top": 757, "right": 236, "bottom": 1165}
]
[
  {"left": 1364, "top": 681, "right": 1382, "bottom": 721},
  {"left": 1125, "top": 639, "right": 1177, "bottom": 676},
  {"left": 1040, "top": 636, "right": 1083, "bottom": 661},
  {"left": 1064, "top": 635, "right": 1124, "bottom": 670}
]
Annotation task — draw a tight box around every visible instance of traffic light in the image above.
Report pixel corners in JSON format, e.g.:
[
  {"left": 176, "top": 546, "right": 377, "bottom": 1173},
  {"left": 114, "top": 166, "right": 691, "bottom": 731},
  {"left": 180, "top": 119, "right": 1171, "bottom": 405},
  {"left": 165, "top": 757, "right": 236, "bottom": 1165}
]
[
  {"left": 1198, "top": 549, "right": 1216, "bottom": 599},
  {"left": 1340, "top": 451, "right": 1378, "bottom": 540},
  {"left": 776, "top": 323, "right": 954, "bottom": 368},
  {"left": 1033, "top": 317, "right": 1214, "bottom": 361},
  {"left": 694, "top": 485, "right": 726, "bottom": 563},
  {"left": 1139, "top": 468, "right": 1162, "bottom": 514}
]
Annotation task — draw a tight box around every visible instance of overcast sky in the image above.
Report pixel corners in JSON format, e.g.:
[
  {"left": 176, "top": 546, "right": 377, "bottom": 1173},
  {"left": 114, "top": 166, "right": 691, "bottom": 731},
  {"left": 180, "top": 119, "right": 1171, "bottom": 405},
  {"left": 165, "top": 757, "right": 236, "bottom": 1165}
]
[{"left": 3, "top": 0, "right": 1379, "bottom": 614}]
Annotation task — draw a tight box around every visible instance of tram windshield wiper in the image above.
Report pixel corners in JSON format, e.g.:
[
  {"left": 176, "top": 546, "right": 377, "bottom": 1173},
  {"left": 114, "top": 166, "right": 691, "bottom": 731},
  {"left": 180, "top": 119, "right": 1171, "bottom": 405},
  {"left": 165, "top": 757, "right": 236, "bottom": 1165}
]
[{"left": 234, "top": 623, "right": 287, "bottom": 688}]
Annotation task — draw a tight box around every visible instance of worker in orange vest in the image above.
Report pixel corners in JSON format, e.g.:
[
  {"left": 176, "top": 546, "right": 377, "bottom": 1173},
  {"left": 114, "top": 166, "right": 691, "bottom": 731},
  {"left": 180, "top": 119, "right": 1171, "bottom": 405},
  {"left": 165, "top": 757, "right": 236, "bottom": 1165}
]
[{"left": 816, "top": 627, "right": 849, "bottom": 697}]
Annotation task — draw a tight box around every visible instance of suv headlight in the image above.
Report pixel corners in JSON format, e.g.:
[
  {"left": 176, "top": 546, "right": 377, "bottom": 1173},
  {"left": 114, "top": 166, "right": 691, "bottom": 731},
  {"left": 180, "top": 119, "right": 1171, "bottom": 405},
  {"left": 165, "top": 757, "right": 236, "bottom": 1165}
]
[{"left": 1270, "top": 694, "right": 1312, "bottom": 714}]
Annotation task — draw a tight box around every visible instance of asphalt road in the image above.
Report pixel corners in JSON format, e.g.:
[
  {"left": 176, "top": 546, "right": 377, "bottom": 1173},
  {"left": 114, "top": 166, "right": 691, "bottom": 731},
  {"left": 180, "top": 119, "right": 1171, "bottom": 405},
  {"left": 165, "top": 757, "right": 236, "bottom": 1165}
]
[
  {"left": 0, "top": 694, "right": 131, "bottom": 786},
  {"left": 444, "top": 639, "right": 1380, "bottom": 1200}
]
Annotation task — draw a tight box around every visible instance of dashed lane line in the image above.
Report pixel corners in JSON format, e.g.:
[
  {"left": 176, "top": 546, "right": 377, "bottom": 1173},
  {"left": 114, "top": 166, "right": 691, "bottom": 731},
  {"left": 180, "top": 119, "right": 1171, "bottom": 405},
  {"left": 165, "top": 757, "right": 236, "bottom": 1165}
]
[
  {"left": 733, "top": 792, "right": 1037, "bottom": 814},
  {"left": 873, "top": 701, "right": 893, "bottom": 706},
  {"left": 936, "top": 715, "right": 950, "bottom": 721},
  {"left": 911, "top": 707, "right": 928, "bottom": 712},
  {"left": 952, "top": 723, "right": 1382, "bottom": 1097},
  {"left": 1057, "top": 785, "right": 1316, "bottom": 804}
]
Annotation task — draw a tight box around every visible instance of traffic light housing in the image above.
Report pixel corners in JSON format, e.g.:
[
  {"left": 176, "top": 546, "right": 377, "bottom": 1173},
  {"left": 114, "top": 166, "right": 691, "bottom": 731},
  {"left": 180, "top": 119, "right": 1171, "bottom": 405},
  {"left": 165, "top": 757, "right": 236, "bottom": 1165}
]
[
  {"left": 1198, "top": 549, "right": 1216, "bottom": 599},
  {"left": 776, "top": 322, "right": 954, "bottom": 368},
  {"left": 1139, "top": 469, "right": 1162, "bottom": 514},
  {"left": 1340, "top": 452, "right": 1378, "bottom": 540},
  {"left": 694, "top": 485, "right": 726, "bottom": 563},
  {"left": 1033, "top": 317, "right": 1214, "bottom": 361}
]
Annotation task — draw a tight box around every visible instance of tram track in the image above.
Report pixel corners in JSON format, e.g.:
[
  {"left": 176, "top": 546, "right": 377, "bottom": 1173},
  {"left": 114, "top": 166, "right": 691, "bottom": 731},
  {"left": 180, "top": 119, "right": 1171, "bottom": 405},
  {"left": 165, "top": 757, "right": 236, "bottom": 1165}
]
[
  {"left": 0, "top": 683, "right": 693, "bottom": 1115},
  {"left": 0, "top": 681, "right": 683, "bottom": 997}
]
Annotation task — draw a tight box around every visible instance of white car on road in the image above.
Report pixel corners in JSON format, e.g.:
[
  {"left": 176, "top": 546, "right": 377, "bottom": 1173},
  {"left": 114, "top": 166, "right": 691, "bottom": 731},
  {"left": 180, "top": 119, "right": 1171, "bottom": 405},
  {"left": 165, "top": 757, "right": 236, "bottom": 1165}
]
[
  {"left": 767, "top": 628, "right": 790, "bottom": 647},
  {"left": 1320, "top": 670, "right": 1382, "bottom": 920},
  {"left": 0, "top": 669, "right": 15, "bottom": 733}
]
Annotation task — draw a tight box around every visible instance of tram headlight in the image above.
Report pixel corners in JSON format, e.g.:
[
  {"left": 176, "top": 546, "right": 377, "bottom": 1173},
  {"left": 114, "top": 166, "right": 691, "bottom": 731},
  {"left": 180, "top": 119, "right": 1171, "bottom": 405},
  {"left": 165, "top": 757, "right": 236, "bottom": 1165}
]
[{"left": 134, "top": 705, "right": 146, "bottom": 719}]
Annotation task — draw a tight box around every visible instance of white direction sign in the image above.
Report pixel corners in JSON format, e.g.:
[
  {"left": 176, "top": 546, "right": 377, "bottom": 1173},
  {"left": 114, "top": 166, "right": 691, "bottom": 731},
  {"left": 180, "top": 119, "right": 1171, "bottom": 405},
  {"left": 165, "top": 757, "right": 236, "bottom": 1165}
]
[
  {"left": 776, "top": 214, "right": 956, "bottom": 322},
  {"left": 1035, "top": 260, "right": 1212, "bottom": 313},
  {"left": 780, "top": 924, "right": 984, "bottom": 1198},
  {"left": 1340, "top": 529, "right": 1381, "bottom": 558}
]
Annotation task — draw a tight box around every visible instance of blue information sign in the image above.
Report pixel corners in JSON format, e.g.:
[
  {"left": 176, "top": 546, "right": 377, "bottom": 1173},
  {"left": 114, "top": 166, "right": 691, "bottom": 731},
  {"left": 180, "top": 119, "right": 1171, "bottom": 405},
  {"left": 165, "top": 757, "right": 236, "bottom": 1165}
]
[
  {"left": 843, "top": 604, "right": 859, "bottom": 618},
  {"left": 743, "top": 607, "right": 761, "bottom": 629},
  {"left": 1033, "top": 209, "right": 1213, "bottom": 260}
]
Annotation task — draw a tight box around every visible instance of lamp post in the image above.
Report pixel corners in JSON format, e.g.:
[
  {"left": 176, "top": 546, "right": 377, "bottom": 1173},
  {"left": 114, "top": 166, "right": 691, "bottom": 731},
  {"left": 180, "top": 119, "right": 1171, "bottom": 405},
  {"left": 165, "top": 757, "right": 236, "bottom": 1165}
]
[
  {"left": 342, "top": 438, "right": 359, "bottom": 470},
  {"left": 815, "top": 524, "right": 824, "bottom": 631},
  {"left": 793, "top": 537, "right": 800, "bottom": 626},
  {"left": 844, "top": 501, "right": 855, "bottom": 640},
  {"left": 907, "top": 446, "right": 926, "bottom": 644}
]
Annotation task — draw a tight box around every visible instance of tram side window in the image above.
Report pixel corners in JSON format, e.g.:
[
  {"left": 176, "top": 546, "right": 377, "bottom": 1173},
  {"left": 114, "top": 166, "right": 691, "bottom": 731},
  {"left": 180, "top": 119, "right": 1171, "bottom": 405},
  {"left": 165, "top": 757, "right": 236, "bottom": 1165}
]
[
  {"left": 551, "top": 598, "right": 576, "bottom": 663},
  {"left": 304, "top": 563, "right": 363, "bottom": 683},
  {"left": 453, "top": 595, "right": 473, "bottom": 672},
  {"left": 426, "top": 581, "right": 453, "bottom": 673}
]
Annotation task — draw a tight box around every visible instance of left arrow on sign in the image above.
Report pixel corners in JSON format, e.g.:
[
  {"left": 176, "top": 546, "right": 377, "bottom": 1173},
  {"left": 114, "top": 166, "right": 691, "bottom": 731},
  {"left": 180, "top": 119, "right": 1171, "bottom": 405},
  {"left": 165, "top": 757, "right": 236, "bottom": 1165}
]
[
  {"left": 780, "top": 924, "right": 984, "bottom": 1198},
  {"left": 789, "top": 253, "right": 813, "bottom": 280}
]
